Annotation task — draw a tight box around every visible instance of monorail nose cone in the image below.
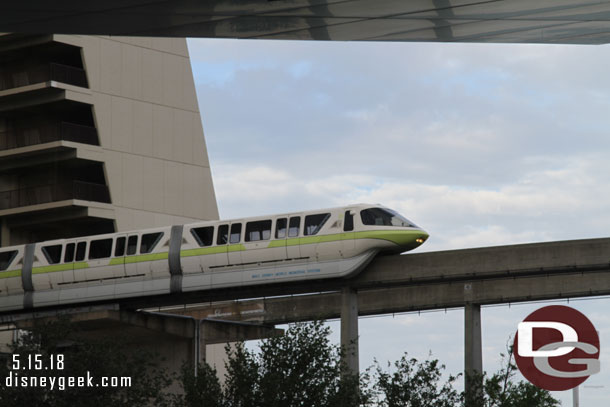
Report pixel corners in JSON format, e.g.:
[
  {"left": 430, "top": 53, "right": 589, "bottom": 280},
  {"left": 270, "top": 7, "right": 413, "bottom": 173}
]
[{"left": 415, "top": 231, "right": 429, "bottom": 245}]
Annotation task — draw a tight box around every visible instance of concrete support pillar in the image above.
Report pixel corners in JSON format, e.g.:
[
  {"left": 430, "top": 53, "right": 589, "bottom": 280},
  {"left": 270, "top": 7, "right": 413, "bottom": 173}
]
[
  {"left": 464, "top": 303, "right": 483, "bottom": 406},
  {"left": 192, "top": 320, "right": 206, "bottom": 362},
  {"left": 198, "top": 330, "right": 207, "bottom": 364},
  {"left": 341, "top": 287, "right": 359, "bottom": 374},
  {"left": 192, "top": 320, "right": 207, "bottom": 376}
]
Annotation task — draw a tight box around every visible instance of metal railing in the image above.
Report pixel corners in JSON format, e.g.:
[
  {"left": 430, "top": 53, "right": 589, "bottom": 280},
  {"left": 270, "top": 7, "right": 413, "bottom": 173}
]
[
  {"left": 0, "top": 122, "right": 99, "bottom": 151},
  {"left": 0, "top": 63, "right": 88, "bottom": 91},
  {"left": 0, "top": 122, "right": 98, "bottom": 151},
  {"left": 0, "top": 181, "right": 111, "bottom": 210}
]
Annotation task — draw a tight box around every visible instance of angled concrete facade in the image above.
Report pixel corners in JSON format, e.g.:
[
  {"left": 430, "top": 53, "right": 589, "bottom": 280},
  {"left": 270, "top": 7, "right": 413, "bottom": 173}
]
[{"left": 0, "top": 34, "right": 218, "bottom": 246}]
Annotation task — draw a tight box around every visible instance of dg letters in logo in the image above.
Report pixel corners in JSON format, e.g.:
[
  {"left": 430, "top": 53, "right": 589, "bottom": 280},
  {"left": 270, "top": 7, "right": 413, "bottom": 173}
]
[{"left": 513, "top": 305, "right": 600, "bottom": 391}]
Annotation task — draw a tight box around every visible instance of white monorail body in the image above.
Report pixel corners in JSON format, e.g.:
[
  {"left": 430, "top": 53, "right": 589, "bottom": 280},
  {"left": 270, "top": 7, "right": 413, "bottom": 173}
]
[{"left": 0, "top": 204, "right": 428, "bottom": 312}]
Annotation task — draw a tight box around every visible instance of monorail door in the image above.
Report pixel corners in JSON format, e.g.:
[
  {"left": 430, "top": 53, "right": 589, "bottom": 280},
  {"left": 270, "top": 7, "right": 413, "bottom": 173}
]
[
  {"left": 227, "top": 222, "right": 243, "bottom": 266},
  {"left": 87, "top": 236, "right": 116, "bottom": 280},
  {"left": 341, "top": 210, "right": 356, "bottom": 258},
  {"left": 112, "top": 234, "right": 128, "bottom": 277},
  {"left": 124, "top": 234, "right": 140, "bottom": 277},
  {"left": 286, "top": 215, "right": 302, "bottom": 260}
]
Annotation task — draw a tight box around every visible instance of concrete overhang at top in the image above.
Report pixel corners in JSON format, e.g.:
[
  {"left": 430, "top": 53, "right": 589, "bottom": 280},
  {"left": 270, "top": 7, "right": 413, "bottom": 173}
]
[{"left": 3, "top": 0, "right": 610, "bottom": 44}]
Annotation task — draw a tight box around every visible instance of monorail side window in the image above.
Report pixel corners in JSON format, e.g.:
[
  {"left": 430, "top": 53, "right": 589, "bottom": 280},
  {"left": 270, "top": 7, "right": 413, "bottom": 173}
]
[
  {"left": 344, "top": 211, "right": 354, "bottom": 232},
  {"left": 288, "top": 217, "right": 300, "bottom": 237},
  {"left": 304, "top": 213, "right": 330, "bottom": 236},
  {"left": 127, "top": 236, "right": 138, "bottom": 255},
  {"left": 115, "top": 237, "right": 126, "bottom": 257},
  {"left": 217, "top": 225, "right": 228, "bottom": 245},
  {"left": 0, "top": 250, "right": 17, "bottom": 271},
  {"left": 230, "top": 223, "right": 242, "bottom": 244},
  {"left": 42, "top": 245, "right": 62, "bottom": 264},
  {"left": 246, "top": 220, "right": 272, "bottom": 242},
  {"left": 141, "top": 232, "right": 163, "bottom": 254},
  {"left": 89, "top": 239, "right": 113, "bottom": 259},
  {"left": 192, "top": 227, "right": 214, "bottom": 247},
  {"left": 275, "top": 218, "right": 287, "bottom": 238},
  {"left": 64, "top": 243, "right": 75, "bottom": 262},
  {"left": 75, "top": 242, "right": 86, "bottom": 261}
]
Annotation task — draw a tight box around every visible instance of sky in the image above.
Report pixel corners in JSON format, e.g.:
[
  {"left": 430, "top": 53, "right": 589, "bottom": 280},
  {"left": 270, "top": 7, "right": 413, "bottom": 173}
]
[{"left": 187, "top": 38, "right": 610, "bottom": 406}]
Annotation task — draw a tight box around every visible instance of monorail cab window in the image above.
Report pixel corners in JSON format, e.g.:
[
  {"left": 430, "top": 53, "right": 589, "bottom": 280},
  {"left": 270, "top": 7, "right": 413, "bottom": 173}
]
[
  {"left": 360, "top": 208, "right": 417, "bottom": 228},
  {"left": 217, "top": 225, "right": 229, "bottom": 245},
  {"left": 246, "top": 220, "right": 271, "bottom": 242},
  {"left": 89, "top": 239, "right": 113, "bottom": 259},
  {"left": 288, "top": 217, "right": 300, "bottom": 237},
  {"left": 64, "top": 242, "right": 86, "bottom": 262},
  {"left": 0, "top": 250, "right": 17, "bottom": 271},
  {"left": 64, "top": 243, "right": 76, "bottom": 262},
  {"left": 42, "top": 245, "right": 62, "bottom": 264},
  {"left": 126, "top": 236, "right": 138, "bottom": 255},
  {"left": 75, "top": 242, "right": 86, "bottom": 261},
  {"left": 140, "top": 232, "right": 163, "bottom": 254},
  {"left": 230, "top": 223, "right": 242, "bottom": 244},
  {"left": 115, "top": 237, "right": 126, "bottom": 257},
  {"left": 304, "top": 213, "right": 330, "bottom": 236},
  {"left": 192, "top": 226, "right": 214, "bottom": 247},
  {"left": 275, "top": 218, "right": 287, "bottom": 239},
  {"left": 344, "top": 211, "right": 354, "bottom": 232}
]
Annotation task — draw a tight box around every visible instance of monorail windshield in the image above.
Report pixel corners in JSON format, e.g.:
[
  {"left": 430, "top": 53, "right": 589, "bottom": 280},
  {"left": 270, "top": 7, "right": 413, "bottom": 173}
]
[{"left": 360, "top": 208, "right": 418, "bottom": 228}]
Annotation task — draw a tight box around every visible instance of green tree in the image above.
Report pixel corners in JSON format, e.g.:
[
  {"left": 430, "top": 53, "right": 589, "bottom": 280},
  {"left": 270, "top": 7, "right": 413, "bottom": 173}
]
[
  {"left": 374, "top": 354, "right": 461, "bottom": 407},
  {"left": 253, "top": 320, "right": 366, "bottom": 407},
  {"left": 174, "top": 321, "right": 559, "bottom": 407},
  {"left": 223, "top": 342, "right": 259, "bottom": 407},
  {"left": 178, "top": 320, "right": 371, "bottom": 407},
  {"left": 478, "top": 344, "right": 559, "bottom": 407},
  {"left": 173, "top": 362, "right": 224, "bottom": 407},
  {"left": 0, "top": 317, "right": 173, "bottom": 407},
  {"left": 374, "top": 348, "right": 559, "bottom": 407}
]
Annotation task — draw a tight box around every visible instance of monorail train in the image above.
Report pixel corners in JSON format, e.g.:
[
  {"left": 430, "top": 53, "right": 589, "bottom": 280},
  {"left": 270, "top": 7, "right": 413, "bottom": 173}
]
[{"left": 0, "top": 204, "right": 428, "bottom": 312}]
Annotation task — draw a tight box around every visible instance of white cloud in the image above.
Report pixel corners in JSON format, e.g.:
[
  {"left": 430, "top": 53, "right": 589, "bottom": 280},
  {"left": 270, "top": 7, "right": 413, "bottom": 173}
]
[
  {"left": 212, "top": 149, "right": 610, "bottom": 251},
  {"left": 189, "top": 38, "right": 610, "bottom": 406}
]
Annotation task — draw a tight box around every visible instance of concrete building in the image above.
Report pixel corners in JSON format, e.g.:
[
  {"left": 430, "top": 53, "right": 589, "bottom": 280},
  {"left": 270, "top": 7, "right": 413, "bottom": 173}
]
[
  {"left": 0, "top": 33, "right": 218, "bottom": 247},
  {"left": 0, "top": 33, "right": 226, "bottom": 384}
]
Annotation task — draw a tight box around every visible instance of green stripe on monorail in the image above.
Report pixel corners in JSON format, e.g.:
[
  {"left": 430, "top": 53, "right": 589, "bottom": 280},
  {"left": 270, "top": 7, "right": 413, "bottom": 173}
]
[
  {"left": 18, "top": 253, "right": 170, "bottom": 274},
  {"left": 0, "top": 269, "right": 22, "bottom": 279},
  {"left": 32, "top": 262, "right": 89, "bottom": 274},
  {"left": 109, "top": 252, "right": 169, "bottom": 265},
  {"left": 267, "top": 230, "right": 424, "bottom": 248},
  {"left": 354, "top": 230, "right": 425, "bottom": 246},
  {"left": 181, "top": 244, "right": 246, "bottom": 257}
]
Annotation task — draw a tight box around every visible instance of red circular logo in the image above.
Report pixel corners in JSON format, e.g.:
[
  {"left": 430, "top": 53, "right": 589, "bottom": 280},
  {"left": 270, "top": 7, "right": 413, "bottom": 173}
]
[{"left": 513, "top": 305, "right": 600, "bottom": 391}]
